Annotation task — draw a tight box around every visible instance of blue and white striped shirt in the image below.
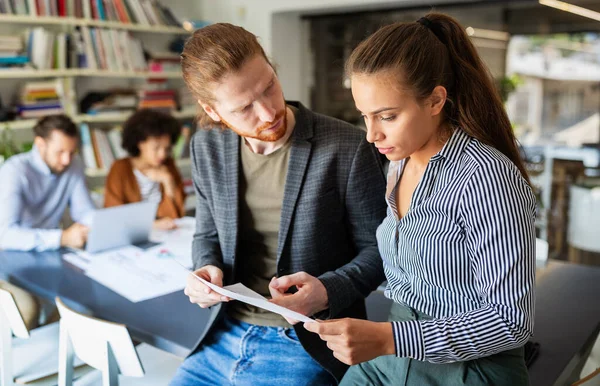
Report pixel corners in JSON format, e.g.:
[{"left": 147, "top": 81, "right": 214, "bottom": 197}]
[{"left": 379, "top": 129, "right": 536, "bottom": 363}]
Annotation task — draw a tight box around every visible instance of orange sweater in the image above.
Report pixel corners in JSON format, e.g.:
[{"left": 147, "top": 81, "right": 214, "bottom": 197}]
[{"left": 104, "top": 157, "right": 185, "bottom": 219}]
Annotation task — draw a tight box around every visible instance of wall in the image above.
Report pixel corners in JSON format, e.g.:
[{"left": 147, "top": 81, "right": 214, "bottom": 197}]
[{"left": 197, "top": 0, "right": 476, "bottom": 105}]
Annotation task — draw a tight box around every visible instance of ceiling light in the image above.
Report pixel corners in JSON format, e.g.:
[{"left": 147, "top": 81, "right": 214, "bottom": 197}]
[{"left": 539, "top": 0, "right": 600, "bottom": 22}]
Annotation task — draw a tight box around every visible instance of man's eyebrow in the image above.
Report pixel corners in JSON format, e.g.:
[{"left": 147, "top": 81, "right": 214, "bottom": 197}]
[
  {"left": 231, "top": 100, "right": 252, "bottom": 113},
  {"left": 231, "top": 75, "right": 276, "bottom": 113}
]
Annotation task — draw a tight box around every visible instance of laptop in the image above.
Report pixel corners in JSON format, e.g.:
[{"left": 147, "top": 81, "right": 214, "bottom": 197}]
[{"left": 85, "top": 201, "right": 159, "bottom": 254}]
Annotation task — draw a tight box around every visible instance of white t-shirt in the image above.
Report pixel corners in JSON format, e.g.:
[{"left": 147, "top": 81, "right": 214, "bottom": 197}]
[{"left": 133, "top": 168, "right": 162, "bottom": 204}]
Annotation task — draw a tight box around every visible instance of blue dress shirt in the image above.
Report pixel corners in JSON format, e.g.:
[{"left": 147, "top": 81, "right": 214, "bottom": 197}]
[{"left": 0, "top": 147, "right": 96, "bottom": 251}]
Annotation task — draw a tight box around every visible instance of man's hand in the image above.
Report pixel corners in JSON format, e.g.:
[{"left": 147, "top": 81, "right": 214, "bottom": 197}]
[
  {"left": 183, "top": 265, "right": 230, "bottom": 308},
  {"left": 154, "top": 217, "right": 178, "bottom": 230},
  {"left": 304, "top": 319, "right": 395, "bottom": 365},
  {"left": 60, "top": 223, "right": 89, "bottom": 248},
  {"left": 268, "top": 272, "right": 329, "bottom": 324}
]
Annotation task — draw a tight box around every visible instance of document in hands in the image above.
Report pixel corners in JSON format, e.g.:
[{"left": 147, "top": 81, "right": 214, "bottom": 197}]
[{"left": 191, "top": 273, "right": 315, "bottom": 323}]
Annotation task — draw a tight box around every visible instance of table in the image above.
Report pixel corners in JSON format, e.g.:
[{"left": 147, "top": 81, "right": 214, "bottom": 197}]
[
  {"left": 364, "top": 260, "right": 600, "bottom": 386},
  {"left": 530, "top": 260, "right": 600, "bottom": 385},
  {"left": 0, "top": 249, "right": 210, "bottom": 357},
  {"left": 1, "top": 251, "right": 599, "bottom": 385}
]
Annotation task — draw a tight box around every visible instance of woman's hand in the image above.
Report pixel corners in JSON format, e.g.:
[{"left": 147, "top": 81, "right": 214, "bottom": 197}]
[
  {"left": 145, "top": 166, "right": 176, "bottom": 197},
  {"left": 304, "top": 318, "right": 395, "bottom": 365},
  {"left": 154, "top": 217, "right": 177, "bottom": 230}
]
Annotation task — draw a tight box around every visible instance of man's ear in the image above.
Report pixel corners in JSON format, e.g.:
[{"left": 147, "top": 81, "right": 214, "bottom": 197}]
[
  {"left": 199, "top": 101, "right": 221, "bottom": 122},
  {"left": 429, "top": 86, "right": 447, "bottom": 117},
  {"left": 33, "top": 136, "right": 45, "bottom": 151}
]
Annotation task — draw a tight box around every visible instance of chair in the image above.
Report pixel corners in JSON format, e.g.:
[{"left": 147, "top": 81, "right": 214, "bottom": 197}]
[
  {"left": 536, "top": 238, "right": 549, "bottom": 262},
  {"left": 572, "top": 367, "right": 600, "bottom": 386},
  {"left": 568, "top": 185, "right": 600, "bottom": 265},
  {"left": 0, "top": 288, "right": 90, "bottom": 386},
  {"left": 55, "top": 297, "right": 182, "bottom": 386}
]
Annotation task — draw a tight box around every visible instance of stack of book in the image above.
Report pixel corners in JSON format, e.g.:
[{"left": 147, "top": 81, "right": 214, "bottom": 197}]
[
  {"left": 17, "top": 80, "right": 65, "bottom": 118},
  {"left": 0, "top": 35, "right": 27, "bottom": 69},
  {"left": 178, "top": 85, "right": 196, "bottom": 111},
  {"left": 84, "top": 91, "right": 137, "bottom": 115},
  {"left": 147, "top": 51, "right": 180, "bottom": 73},
  {"left": 137, "top": 88, "right": 177, "bottom": 113}
]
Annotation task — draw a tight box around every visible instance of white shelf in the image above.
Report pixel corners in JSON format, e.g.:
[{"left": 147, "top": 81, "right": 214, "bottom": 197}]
[
  {"left": 85, "top": 168, "right": 109, "bottom": 177},
  {"left": 76, "top": 113, "right": 132, "bottom": 123},
  {"left": 0, "top": 69, "right": 182, "bottom": 79},
  {"left": 176, "top": 158, "right": 192, "bottom": 168},
  {"left": 0, "top": 69, "right": 78, "bottom": 78},
  {"left": 0, "top": 14, "right": 188, "bottom": 34},
  {"left": 77, "top": 70, "right": 183, "bottom": 79},
  {"left": 75, "top": 108, "right": 196, "bottom": 123},
  {"left": 86, "top": 158, "right": 191, "bottom": 178},
  {"left": 0, "top": 119, "right": 38, "bottom": 131},
  {"left": 173, "top": 108, "right": 197, "bottom": 119},
  {"left": 4, "top": 108, "right": 195, "bottom": 132}
]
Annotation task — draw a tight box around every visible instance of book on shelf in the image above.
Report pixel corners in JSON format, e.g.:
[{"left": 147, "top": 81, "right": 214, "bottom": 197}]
[
  {"left": 0, "top": 0, "right": 182, "bottom": 27},
  {"left": 79, "top": 121, "right": 192, "bottom": 173},
  {"left": 79, "top": 122, "right": 98, "bottom": 169},
  {"left": 7, "top": 25, "right": 150, "bottom": 71},
  {"left": 80, "top": 123, "right": 123, "bottom": 170},
  {"left": 0, "top": 35, "right": 25, "bottom": 65}
]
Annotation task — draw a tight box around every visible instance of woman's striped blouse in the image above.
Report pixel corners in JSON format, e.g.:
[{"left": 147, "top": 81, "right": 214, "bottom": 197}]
[{"left": 378, "top": 129, "right": 536, "bottom": 363}]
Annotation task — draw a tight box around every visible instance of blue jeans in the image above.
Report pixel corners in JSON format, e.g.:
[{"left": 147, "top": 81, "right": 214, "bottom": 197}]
[{"left": 170, "top": 316, "right": 336, "bottom": 386}]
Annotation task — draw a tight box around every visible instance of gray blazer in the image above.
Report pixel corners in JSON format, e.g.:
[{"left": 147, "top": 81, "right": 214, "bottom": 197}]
[{"left": 189, "top": 101, "right": 387, "bottom": 383}]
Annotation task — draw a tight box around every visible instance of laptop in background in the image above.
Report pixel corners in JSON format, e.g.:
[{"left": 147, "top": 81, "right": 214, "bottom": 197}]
[{"left": 85, "top": 201, "right": 158, "bottom": 254}]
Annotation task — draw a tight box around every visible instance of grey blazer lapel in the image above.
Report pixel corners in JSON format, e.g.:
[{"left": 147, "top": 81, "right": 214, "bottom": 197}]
[
  {"left": 277, "top": 104, "right": 314, "bottom": 260},
  {"left": 223, "top": 131, "right": 239, "bottom": 265}
]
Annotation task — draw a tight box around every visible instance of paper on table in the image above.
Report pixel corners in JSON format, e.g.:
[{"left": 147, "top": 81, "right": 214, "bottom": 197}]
[
  {"left": 84, "top": 246, "right": 189, "bottom": 302},
  {"left": 192, "top": 274, "right": 315, "bottom": 323},
  {"left": 148, "top": 216, "right": 196, "bottom": 268},
  {"left": 62, "top": 252, "right": 91, "bottom": 271}
]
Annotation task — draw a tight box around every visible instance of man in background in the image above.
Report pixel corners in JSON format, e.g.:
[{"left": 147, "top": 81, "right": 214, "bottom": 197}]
[
  {"left": 0, "top": 114, "right": 96, "bottom": 329},
  {"left": 0, "top": 114, "right": 95, "bottom": 252}
]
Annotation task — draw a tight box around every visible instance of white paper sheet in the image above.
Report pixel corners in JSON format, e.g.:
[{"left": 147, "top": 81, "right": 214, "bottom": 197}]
[
  {"left": 148, "top": 216, "right": 195, "bottom": 268},
  {"left": 191, "top": 274, "right": 315, "bottom": 323},
  {"left": 84, "top": 246, "right": 189, "bottom": 302}
]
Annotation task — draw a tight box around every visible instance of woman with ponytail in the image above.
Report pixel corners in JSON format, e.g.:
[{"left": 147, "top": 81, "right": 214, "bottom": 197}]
[{"left": 305, "top": 13, "right": 535, "bottom": 385}]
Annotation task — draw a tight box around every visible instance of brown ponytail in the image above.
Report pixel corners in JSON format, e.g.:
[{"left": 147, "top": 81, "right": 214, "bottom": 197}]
[{"left": 346, "top": 12, "right": 529, "bottom": 183}]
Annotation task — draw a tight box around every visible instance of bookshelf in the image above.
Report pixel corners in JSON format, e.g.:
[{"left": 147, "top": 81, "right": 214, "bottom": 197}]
[
  {"left": 0, "top": 14, "right": 188, "bottom": 33},
  {"left": 0, "top": 0, "right": 198, "bottom": 196},
  {"left": 0, "top": 107, "right": 196, "bottom": 131}
]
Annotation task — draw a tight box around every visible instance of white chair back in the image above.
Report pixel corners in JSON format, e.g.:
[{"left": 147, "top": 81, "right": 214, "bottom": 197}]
[
  {"left": 0, "top": 289, "right": 29, "bottom": 339},
  {"left": 569, "top": 186, "right": 600, "bottom": 253},
  {"left": 536, "top": 238, "right": 549, "bottom": 262},
  {"left": 0, "top": 288, "right": 29, "bottom": 386},
  {"left": 56, "top": 297, "right": 144, "bottom": 386}
]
